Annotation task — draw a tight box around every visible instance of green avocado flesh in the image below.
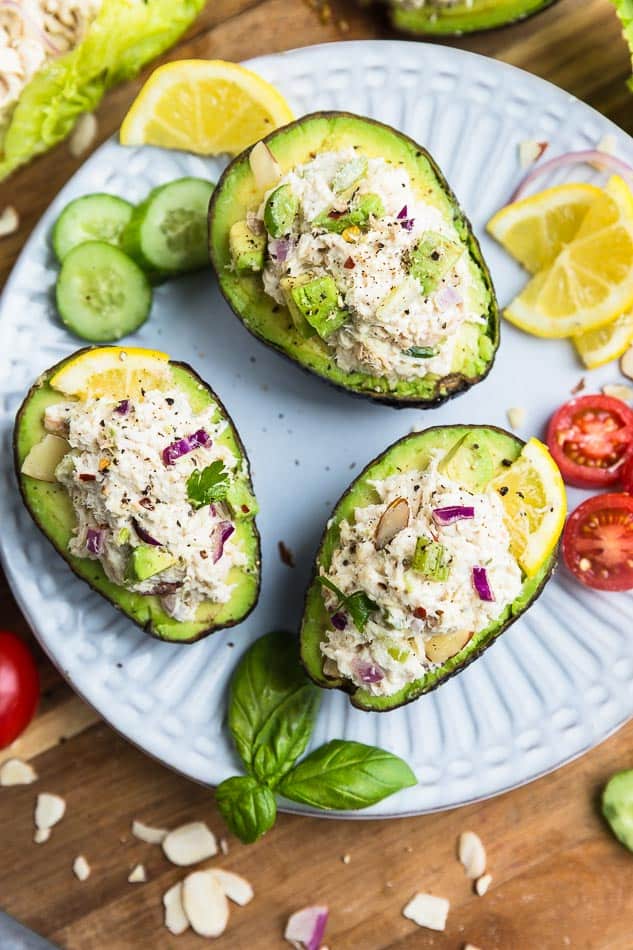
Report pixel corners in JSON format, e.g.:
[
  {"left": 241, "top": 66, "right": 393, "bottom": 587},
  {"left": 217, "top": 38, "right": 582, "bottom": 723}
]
[
  {"left": 390, "top": 0, "right": 557, "bottom": 35},
  {"left": 300, "top": 425, "right": 555, "bottom": 711},
  {"left": 208, "top": 112, "right": 498, "bottom": 408},
  {"left": 14, "top": 353, "right": 260, "bottom": 643}
]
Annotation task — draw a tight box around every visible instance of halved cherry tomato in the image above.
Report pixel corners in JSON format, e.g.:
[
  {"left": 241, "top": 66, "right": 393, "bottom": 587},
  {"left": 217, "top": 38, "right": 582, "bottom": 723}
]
[
  {"left": 547, "top": 395, "right": 633, "bottom": 488},
  {"left": 562, "top": 493, "right": 633, "bottom": 591},
  {"left": 621, "top": 451, "right": 633, "bottom": 494},
  {"left": 0, "top": 632, "right": 39, "bottom": 749}
]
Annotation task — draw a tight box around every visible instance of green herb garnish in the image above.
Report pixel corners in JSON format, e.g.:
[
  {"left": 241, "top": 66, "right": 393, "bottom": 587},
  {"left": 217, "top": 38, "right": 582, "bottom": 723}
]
[
  {"left": 402, "top": 345, "right": 438, "bottom": 359},
  {"left": 187, "top": 460, "right": 230, "bottom": 509},
  {"left": 412, "top": 536, "right": 450, "bottom": 580},
  {"left": 316, "top": 576, "right": 378, "bottom": 632}
]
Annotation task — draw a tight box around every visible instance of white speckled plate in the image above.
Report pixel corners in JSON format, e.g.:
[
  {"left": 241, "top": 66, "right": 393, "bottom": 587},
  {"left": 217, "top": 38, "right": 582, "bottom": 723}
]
[{"left": 2, "top": 41, "right": 633, "bottom": 817}]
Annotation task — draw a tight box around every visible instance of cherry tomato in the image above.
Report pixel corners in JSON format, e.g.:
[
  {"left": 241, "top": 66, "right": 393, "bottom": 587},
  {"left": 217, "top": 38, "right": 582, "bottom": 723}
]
[
  {"left": 547, "top": 395, "right": 633, "bottom": 488},
  {"left": 621, "top": 451, "right": 633, "bottom": 494},
  {"left": 0, "top": 632, "right": 39, "bottom": 748},
  {"left": 563, "top": 493, "right": 633, "bottom": 591}
]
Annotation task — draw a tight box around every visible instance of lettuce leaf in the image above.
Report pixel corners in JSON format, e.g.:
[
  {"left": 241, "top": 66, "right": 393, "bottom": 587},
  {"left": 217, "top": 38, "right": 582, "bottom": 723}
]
[
  {"left": 612, "top": 0, "right": 633, "bottom": 91},
  {"left": 0, "top": 0, "right": 206, "bottom": 180}
]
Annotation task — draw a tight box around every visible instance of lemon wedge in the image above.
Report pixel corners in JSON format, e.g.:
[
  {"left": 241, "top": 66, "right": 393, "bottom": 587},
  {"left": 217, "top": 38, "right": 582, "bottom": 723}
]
[
  {"left": 120, "top": 59, "right": 294, "bottom": 156},
  {"left": 504, "top": 176, "right": 633, "bottom": 338},
  {"left": 487, "top": 182, "right": 601, "bottom": 273},
  {"left": 573, "top": 309, "right": 633, "bottom": 369},
  {"left": 490, "top": 438, "right": 567, "bottom": 577},
  {"left": 50, "top": 347, "right": 171, "bottom": 399}
]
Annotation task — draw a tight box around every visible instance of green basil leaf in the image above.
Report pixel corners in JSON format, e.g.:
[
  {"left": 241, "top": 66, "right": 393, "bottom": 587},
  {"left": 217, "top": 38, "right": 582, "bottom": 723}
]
[
  {"left": 278, "top": 740, "right": 417, "bottom": 810},
  {"left": 228, "top": 631, "right": 320, "bottom": 785},
  {"left": 216, "top": 776, "right": 276, "bottom": 844},
  {"left": 187, "top": 460, "right": 230, "bottom": 509},
  {"left": 402, "top": 345, "right": 438, "bottom": 359},
  {"left": 345, "top": 591, "right": 378, "bottom": 632},
  {"left": 316, "top": 576, "right": 346, "bottom": 606}
]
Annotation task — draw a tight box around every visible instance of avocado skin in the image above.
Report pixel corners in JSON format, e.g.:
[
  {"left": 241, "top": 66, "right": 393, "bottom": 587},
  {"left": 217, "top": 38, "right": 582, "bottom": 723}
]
[
  {"left": 299, "top": 424, "right": 557, "bottom": 711},
  {"left": 208, "top": 111, "right": 499, "bottom": 410},
  {"left": 13, "top": 348, "right": 261, "bottom": 645},
  {"left": 389, "top": 0, "right": 559, "bottom": 36}
]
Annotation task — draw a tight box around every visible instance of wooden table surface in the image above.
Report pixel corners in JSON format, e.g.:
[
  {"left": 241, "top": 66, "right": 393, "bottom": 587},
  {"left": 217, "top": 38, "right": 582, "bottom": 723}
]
[{"left": 1, "top": 1, "right": 633, "bottom": 947}]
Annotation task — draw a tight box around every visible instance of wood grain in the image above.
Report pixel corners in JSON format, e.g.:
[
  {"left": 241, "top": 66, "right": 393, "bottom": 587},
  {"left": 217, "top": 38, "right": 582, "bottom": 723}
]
[{"left": 1, "top": 0, "right": 633, "bottom": 946}]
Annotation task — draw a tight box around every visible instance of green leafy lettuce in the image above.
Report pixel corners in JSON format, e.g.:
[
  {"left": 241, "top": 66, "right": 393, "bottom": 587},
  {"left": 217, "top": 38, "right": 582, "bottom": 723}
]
[
  {"left": 612, "top": 0, "right": 633, "bottom": 91},
  {"left": 0, "top": 0, "right": 206, "bottom": 180}
]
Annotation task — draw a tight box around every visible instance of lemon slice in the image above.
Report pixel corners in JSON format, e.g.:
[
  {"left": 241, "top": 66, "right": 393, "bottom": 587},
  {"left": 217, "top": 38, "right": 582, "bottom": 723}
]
[
  {"left": 120, "top": 59, "right": 294, "bottom": 156},
  {"left": 490, "top": 438, "right": 567, "bottom": 577},
  {"left": 504, "top": 176, "right": 633, "bottom": 338},
  {"left": 487, "top": 182, "right": 601, "bottom": 273},
  {"left": 573, "top": 310, "right": 633, "bottom": 369},
  {"left": 50, "top": 347, "right": 171, "bottom": 399}
]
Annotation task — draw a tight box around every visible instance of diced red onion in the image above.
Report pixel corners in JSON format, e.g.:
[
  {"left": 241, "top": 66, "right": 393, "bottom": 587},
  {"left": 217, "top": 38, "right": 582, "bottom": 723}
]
[
  {"left": 435, "top": 285, "right": 462, "bottom": 309},
  {"left": 397, "top": 205, "right": 415, "bottom": 230},
  {"left": 209, "top": 503, "right": 218, "bottom": 517},
  {"left": 284, "top": 906, "right": 329, "bottom": 950},
  {"left": 397, "top": 205, "right": 408, "bottom": 219},
  {"left": 114, "top": 399, "right": 130, "bottom": 415},
  {"left": 162, "top": 429, "right": 211, "bottom": 466},
  {"left": 472, "top": 566, "right": 495, "bottom": 602},
  {"left": 270, "top": 237, "right": 291, "bottom": 262},
  {"left": 353, "top": 659, "right": 384, "bottom": 684},
  {"left": 132, "top": 518, "right": 161, "bottom": 547},
  {"left": 432, "top": 506, "right": 475, "bottom": 525},
  {"left": 210, "top": 521, "right": 235, "bottom": 564},
  {"left": 510, "top": 149, "right": 633, "bottom": 203},
  {"left": 86, "top": 527, "right": 105, "bottom": 556},
  {"left": 331, "top": 611, "right": 347, "bottom": 630}
]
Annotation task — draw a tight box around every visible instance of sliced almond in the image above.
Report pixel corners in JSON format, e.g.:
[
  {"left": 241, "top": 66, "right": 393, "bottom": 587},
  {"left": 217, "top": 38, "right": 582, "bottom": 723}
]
[
  {"left": 69, "top": 112, "right": 97, "bottom": 158},
  {"left": 621, "top": 346, "right": 633, "bottom": 381},
  {"left": 163, "top": 882, "right": 189, "bottom": 936},
  {"left": 458, "top": 831, "right": 487, "bottom": 879},
  {"left": 21, "top": 434, "right": 69, "bottom": 482},
  {"left": 0, "top": 758, "right": 38, "bottom": 786},
  {"left": 73, "top": 855, "right": 90, "bottom": 881},
  {"left": 128, "top": 863, "right": 146, "bottom": 883},
  {"left": 35, "top": 793, "right": 66, "bottom": 831},
  {"left": 162, "top": 821, "right": 217, "bottom": 866},
  {"left": 602, "top": 383, "right": 633, "bottom": 403},
  {"left": 425, "top": 630, "right": 471, "bottom": 664},
  {"left": 0, "top": 205, "right": 19, "bottom": 237},
  {"left": 208, "top": 868, "right": 253, "bottom": 906},
  {"left": 34, "top": 827, "right": 51, "bottom": 844},
  {"left": 375, "top": 497, "right": 409, "bottom": 550},
  {"left": 249, "top": 140, "right": 282, "bottom": 191},
  {"left": 182, "top": 870, "right": 229, "bottom": 938},
  {"left": 131, "top": 819, "right": 168, "bottom": 844},
  {"left": 519, "top": 140, "right": 548, "bottom": 169},
  {"left": 506, "top": 407, "right": 526, "bottom": 431},
  {"left": 219, "top": 837, "right": 229, "bottom": 855},
  {"left": 402, "top": 892, "right": 450, "bottom": 932},
  {"left": 464, "top": 944, "right": 483, "bottom": 950},
  {"left": 475, "top": 872, "right": 492, "bottom": 896}
]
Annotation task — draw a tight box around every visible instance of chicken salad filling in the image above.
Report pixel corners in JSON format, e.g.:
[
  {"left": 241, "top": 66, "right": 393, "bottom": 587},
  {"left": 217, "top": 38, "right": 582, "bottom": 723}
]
[
  {"left": 241, "top": 148, "right": 484, "bottom": 382},
  {"left": 44, "top": 386, "right": 251, "bottom": 622},
  {"left": 319, "top": 460, "right": 523, "bottom": 696}
]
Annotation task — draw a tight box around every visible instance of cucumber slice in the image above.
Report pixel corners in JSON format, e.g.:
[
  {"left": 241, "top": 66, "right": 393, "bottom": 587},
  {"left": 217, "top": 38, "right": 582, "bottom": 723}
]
[
  {"left": 122, "top": 177, "right": 214, "bottom": 274},
  {"left": 603, "top": 770, "right": 633, "bottom": 851},
  {"left": 56, "top": 241, "right": 152, "bottom": 342},
  {"left": 52, "top": 194, "right": 134, "bottom": 263}
]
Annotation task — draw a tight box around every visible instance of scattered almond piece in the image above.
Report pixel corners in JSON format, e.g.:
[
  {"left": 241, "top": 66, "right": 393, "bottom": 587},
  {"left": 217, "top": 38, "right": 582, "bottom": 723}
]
[
  {"left": 35, "top": 793, "right": 66, "bottom": 831},
  {"left": 519, "top": 139, "right": 548, "bottom": 169},
  {"left": 208, "top": 868, "right": 253, "bottom": 906},
  {"left": 162, "top": 821, "right": 218, "bottom": 866},
  {"left": 69, "top": 112, "right": 97, "bottom": 158},
  {"left": 458, "top": 831, "right": 487, "bottom": 879},
  {"left": 621, "top": 347, "right": 633, "bottom": 381},
  {"left": 219, "top": 837, "right": 229, "bottom": 855},
  {"left": 34, "top": 828, "right": 50, "bottom": 844},
  {"left": 402, "top": 893, "right": 450, "bottom": 932},
  {"left": 132, "top": 819, "right": 168, "bottom": 844},
  {"left": 0, "top": 758, "right": 37, "bottom": 786},
  {"left": 182, "top": 870, "right": 229, "bottom": 938},
  {"left": 475, "top": 873, "right": 492, "bottom": 896},
  {"left": 128, "top": 864, "right": 147, "bottom": 884},
  {"left": 163, "top": 882, "right": 189, "bottom": 936},
  {"left": 0, "top": 205, "right": 19, "bottom": 238},
  {"left": 464, "top": 944, "right": 483, "bottom": 950},
  {"left": 342, "top": 853, "right": 351, "bottom": 865},
  {"left": 506, "top": 407, "right": 527, "bottom": 431},
  {"left": 73, "top": 856, "right": 91, "bottom": 882},
  {"left": 603, "top": 383, "right": 633, "bottom": 403}
]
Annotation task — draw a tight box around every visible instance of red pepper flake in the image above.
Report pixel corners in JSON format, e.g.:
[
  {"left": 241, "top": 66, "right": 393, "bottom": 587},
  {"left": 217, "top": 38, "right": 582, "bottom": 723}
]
[
  {"left": 241, "top": 504, "right": 250, "bottom": 514},
  {"left": 328, "top": 209, "right": 344, "bottom": 219},
  {"left": 79, "top": 473, "right": 96, "bottom": 482},
  {"left": 413, "top": 606, "right": 427, "bottom": 620},
  {"left": 139, "top": 497, "right": 154, "bottom": 510},
  {"left": 344, "top": 256, "right": 355, "bottom": 269},
  {"left": 571, "top": 377, "right": 586, "bottom": 394},
  {"left": 278, "top": 540, "right": 295, "bottom": 568}
]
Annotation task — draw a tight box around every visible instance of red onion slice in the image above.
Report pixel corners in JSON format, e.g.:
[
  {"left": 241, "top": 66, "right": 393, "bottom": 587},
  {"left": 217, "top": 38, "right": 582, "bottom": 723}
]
[
  {"left": 132, "top": 518, "right": 161, "bottom": 547},
  {"left": 86, "top": 527, "right": 105, "bottom": 556},
  {"left": 353, "top": 659, "right": 384, "bottom": 684},
  {"left": 114, "top": 399, "right": 130, "bottom": 415},
  {"left": 162, "top": 429, "right": 211, "bottom": 466},
  {"left": 432, "top": 506, "right": 475, "bottom": 525},
  {"left": 270, "top": 237, "right": 291, "bottom": 262},
  {"left": 510, "top": 149, "right": 633, "bottom": 203},
  {"left": 284, "top": 905, "right": 329, "bottom": 950},
  {"left": 210, "top": 521, "right": 235, "bottom": 564},
  {"left": 472, "top": 566, "right": 495, "bottom": 602}
]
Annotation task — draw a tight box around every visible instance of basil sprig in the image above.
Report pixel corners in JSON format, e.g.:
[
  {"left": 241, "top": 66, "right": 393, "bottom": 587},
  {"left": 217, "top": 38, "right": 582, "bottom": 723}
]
[
  {"left": 216, "top": 631, "right": 417, "bottom": 844},
  {"left": 317, "top": 576, "right": 378, "bottom": 632}
]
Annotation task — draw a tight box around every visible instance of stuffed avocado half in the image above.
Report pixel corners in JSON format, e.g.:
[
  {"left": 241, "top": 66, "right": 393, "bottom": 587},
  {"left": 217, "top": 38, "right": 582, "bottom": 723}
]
[
  {"left": 300, "top": 425, "right": 560, "bottom": 711},
  {"left": 14, "top": 347, "right": 260, "bottom": 643},
  {"left": 389, "top": 0, "right": 557, "bottom": 36},
  {"left": 209, "top": 112, "right": 498, "bottom": 408}
]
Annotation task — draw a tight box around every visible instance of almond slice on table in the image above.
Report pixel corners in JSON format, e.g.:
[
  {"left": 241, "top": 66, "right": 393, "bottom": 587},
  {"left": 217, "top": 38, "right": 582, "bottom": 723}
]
[
  {"left": 128, "top": 864, "right": 147, "bottom": 883},
  {"left": 162, "top": 821, "right": 217, "bottom": 866},
  {"left": 0, "top": 206, "right": 19, "bottom": 237},
  {"left": 0, "top": 758, "right": 37, "bottom": 786},
  {"left": 35, "top": 793, "right": 66, "bottom": 832},
  {"left": 182, "top": 870, "right": 229, "bottom": 938},
  {"left": 69, "top": 112, "right": 97, "bottom": 158},
  {"left": 458, "top": 831, "right": 487, "bottom": 879},
  {"left": 34, "top": 828, "right": 50, "bottom": 844},
  {"left": 73, "top": 856, "right": 91, "bottom": 881},
  {"left": 163, "top": 882, "right": 189, "bottom": 936},
  {"left": 132, "top": 819, "right": 168, "bottom": 844},
  {"left": 475, "top": 873, "right": 492, "bottom": 896},
  {"left": 208, "top": 868, "right": 254, "bottom": 906},
  {"left": 603, "top": 383, "right": 633, "bottom": 403},
  {"left": 402, "top": 893, "right": 450, "bottom": 932}
]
